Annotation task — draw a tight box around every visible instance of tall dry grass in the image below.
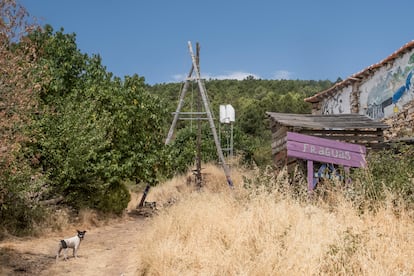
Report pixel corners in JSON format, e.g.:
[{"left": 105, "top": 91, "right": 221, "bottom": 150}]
[{"left": 135, "top": 164, "right": 414, "bottom": 275}]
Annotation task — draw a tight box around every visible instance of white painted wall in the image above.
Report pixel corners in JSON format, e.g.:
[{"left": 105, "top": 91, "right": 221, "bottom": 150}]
[
  {"left": 320, "top": 48, "right": 414, "bottom": 120},
  {"left": 320, "top": 85, "right": 352, "bottom": 114}
]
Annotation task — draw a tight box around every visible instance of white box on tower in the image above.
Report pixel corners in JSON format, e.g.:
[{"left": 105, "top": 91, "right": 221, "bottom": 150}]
[{"left": 219, "top": 104, "right": 235, "bottom": 124}]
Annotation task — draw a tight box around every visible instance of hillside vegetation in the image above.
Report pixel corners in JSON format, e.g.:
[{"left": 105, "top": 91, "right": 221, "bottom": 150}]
[{"left": 150, "top": 78, "right": 332, "bottom": 165}]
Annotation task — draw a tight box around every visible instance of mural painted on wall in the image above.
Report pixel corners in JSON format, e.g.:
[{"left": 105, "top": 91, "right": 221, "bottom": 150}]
[
  {"left": 365, "top": 53, "right": 414, "bottom": 119},
  {"left": 322, "top": 87, "right": 351, "bottom": 115},
  {"left": 322, "top": 93, "right": 345, "bottom": 114}
]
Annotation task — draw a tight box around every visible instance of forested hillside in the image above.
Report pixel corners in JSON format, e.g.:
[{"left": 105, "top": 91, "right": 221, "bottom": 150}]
[{"left": 150, "top": 78, "right": 332, "bottom": 165}]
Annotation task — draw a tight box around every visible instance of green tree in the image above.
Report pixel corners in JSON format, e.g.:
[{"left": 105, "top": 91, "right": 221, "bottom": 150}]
[{"left": 30, "top": 26, "right": 168, "bottom": 212}]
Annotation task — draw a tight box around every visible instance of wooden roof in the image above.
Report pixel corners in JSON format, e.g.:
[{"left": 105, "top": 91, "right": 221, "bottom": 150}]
[
  {"left": 266, "top": 112, "right": 390, "bottom": 129},
  {"left": 304, "top": 40, "right": 414, "bottom": 103}
]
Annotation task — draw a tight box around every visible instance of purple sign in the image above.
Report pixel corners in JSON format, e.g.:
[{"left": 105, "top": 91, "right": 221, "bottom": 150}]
[
  {"left": 285, "top": 132, "right": 367, "bottom": 192},
  {"left": 286, "top": 132, "right": 366, "bottom": 167}
]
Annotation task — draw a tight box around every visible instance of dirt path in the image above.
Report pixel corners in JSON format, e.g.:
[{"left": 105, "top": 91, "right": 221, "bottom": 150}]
[{"left": 0, "top": 214, "right": 149, "bottom": 276}]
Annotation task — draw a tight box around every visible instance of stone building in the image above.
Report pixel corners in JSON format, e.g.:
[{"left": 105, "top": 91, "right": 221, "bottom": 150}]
[{"left": 304, "top": 41, "right": 414, "bottom": 139}]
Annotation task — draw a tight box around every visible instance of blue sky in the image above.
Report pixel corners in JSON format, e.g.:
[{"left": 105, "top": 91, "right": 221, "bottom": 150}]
[{"left": 19, "top": 0, "right": 414, "bottom": 85}]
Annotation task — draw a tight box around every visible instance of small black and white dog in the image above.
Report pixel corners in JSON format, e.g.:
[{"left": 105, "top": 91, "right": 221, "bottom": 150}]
[{"left": 56, "top": 230, "right": 86, "bottom": 261}]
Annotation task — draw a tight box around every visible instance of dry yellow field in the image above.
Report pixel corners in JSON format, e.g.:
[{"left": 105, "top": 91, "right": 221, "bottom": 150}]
[{"left": 136, "top": 164, "right": 414, "bottom": 275}]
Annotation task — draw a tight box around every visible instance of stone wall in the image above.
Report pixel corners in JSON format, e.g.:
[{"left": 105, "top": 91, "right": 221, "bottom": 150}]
[{"left": 382, "top": 99, "right": 414, "bottom": 140}]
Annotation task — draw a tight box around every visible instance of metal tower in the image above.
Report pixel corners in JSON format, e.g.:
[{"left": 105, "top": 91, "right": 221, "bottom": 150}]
[{"left": 165, "top": 41, "right": 233, "bottom": 187}]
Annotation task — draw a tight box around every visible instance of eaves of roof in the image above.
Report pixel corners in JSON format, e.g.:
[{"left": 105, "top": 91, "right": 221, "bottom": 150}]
[
  {"left": 266, "top": 112, "right": 389, "bottom": 129},
  {"left": 304, "top": 40, "right": 414, "bottom": 103}
]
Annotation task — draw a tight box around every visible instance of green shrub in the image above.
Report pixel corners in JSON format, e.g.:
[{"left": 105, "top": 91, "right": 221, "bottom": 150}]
[
  {"left": 65, "top": 178, "right": 130, "bottom": 215},
  {"left": 0, "top": 200, "right": 46, "bottom": 238},
  {"left": 98, "top": 181, "right": 130, "bottom": 215},
  {"left": 350, "top": 143, "right": 414, "bottom": 208},
  {"left": 0, "top": 171, "right": 47, "bottom": 238}
]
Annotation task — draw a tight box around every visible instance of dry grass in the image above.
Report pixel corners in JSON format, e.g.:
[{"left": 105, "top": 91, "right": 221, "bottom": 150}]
[
  {"left": 143, "top": 163, "right": 247, "bottom": 209},
  {"left": 134, "top": 164, "right": 414, "bottom": 275},
  {"left": 39, "top": 207, "right": 117, "bottom": 238}
]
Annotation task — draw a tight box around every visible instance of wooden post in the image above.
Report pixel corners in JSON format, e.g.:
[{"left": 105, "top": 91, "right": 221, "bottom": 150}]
[
  {"left": 165, "top": 65, "right": 194, "bottom": 145},
  {"left": 188, "top": 41, "right": 233, "bottom": 187},
  {"left": 344, "top": 166, "right": 351, "bottom": 184},
  {"left": 307, "top": 160, "right": 314, "bottom": 192},
  {"left": 195, "top": 43, "right": 202, "bottom": 188}
]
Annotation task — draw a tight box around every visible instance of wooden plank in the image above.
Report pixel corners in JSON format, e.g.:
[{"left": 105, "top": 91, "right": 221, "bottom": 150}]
[
  {"left": 287, "top": 132, "right": 366, "bottom": 153},
  {"left": 272, "top": 144, "right": 287, "bottom": 155},
  {"left": 266, "top": 112, "right": 389, "bottom": 129},
  {"left": 272, "top": 139, "right": 286, "bottom": 149},
  {"left": 272, "top": 135, "right": 287, "bottom": 145},
  {"left": 279, "top": 121, "right": 385, "bottom": 129},
  {"left": 271, "top": 126, "right": 288, "bottom": 140},
  {"left": 298, "top": 129, "right": 383, "bottom": 136},
  {"left": 274, "top": 150, "right": 287, "bottom": 167},
  {"left": 297, "top": 131, "right": 384, "bottom": 142},
  {"left": 306, "top": 135, "right": 384, "bottom": 142}
]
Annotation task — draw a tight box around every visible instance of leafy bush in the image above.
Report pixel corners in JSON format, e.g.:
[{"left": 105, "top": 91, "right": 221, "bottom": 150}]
[
  {"left": 350, "top": 143, "right": 414, "bottom": 207},
  {"left": 0, "top": 169, "right": 47, "bottom": 237},
  {"left": 97, "top": 181, "right": 131, "bottom": 215},
  {"left": 65, "top": 179, "right": 130, "bottom": 215}
]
